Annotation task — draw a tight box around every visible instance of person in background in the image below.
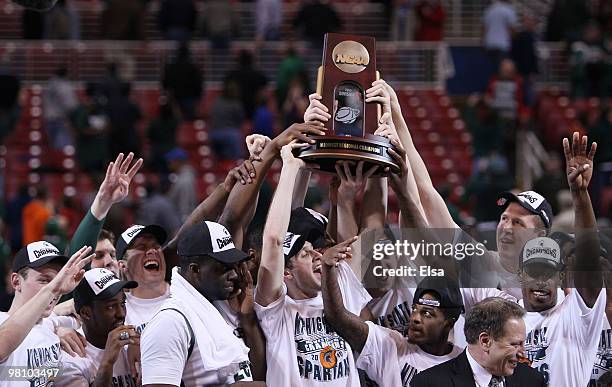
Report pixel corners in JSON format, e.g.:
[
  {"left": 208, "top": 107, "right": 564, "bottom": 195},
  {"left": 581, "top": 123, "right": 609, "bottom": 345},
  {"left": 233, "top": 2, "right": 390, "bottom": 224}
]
[
  {"left": 414, "top": 0, "right": 445, "bottom": 41},
  {"left": 162, "top": 44, "right": 203, "bottom": 120},
  {"left": 44, "top": 66, "right": 78, "bottom": 149},
  {"left": 166, "top": 148, "right": 197, "bottom": 222},
  {"left": 482, "top": 0, "right": 518, "bottom": 72},
  {"left": 22, "top": 186, "right": 52, "bottom": 245}
]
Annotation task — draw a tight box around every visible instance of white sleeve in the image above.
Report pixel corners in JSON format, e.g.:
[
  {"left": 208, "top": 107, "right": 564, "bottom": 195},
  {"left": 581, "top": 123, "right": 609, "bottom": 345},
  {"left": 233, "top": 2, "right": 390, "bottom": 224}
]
[
  {"left": 47, "top": 314, "right": 80, "bottom": 330},
  {"left": 254, "top": 285, "right": 287, "bottom": 339},
  {"left": 355, "top": 322, "right": 403, "bottom": 387},
  {"left": 565, "top": 288, "right": 607, "bottom": 349},
  {"left": 337, "top": 260, "right": 372, "bottom": 315},
  {"left": 54, "top": 352, "right": 91, "bottom": 387},
  {"left": 460, "top": 288, "right": 517, "bottom": 314},
  {"left": 141, "top": 310, "right": 191, "bottom": 386}
]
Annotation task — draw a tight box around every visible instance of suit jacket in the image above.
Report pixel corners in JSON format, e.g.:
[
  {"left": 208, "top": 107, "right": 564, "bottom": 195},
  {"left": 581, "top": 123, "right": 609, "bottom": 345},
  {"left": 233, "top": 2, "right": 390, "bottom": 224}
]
[{"left": 410, "top": 350, "right": 546, "bottom": 387}]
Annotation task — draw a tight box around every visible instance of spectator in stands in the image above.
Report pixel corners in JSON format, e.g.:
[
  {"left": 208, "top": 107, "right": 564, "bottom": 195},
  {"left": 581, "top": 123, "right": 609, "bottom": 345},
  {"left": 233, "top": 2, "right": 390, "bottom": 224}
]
[
  {"left": 485, "top": 58, "right": 523, "bottom": 122},
  {"left": 161, "top": 43, "right": 203, "bottom": 120},
  {"left": 226, "top": 50, "right": 268, "bottom": 120},
  {"left": 0, "top": 55, "right": 20, "bottom": 146},
  {"left": 570, "top": 21, "right": 608, "bottom": 98},
  {"left": 210, "top": 77, "right": 245, "bottom": 160},
  {"left": 147, "top": 97, "right": 179, "bottom": 173},
  {"left": 463, "top": 93, "right": 502, "bottom": 167},
  {"left": 511, "top": 15, "right": 538, "bottom": 107},
  {"left": 532, "top": 152, "right": 566, "bottom": 214},
  {"left": 165, "top": 148, "right": 197, "bottom": 222},
  {"left": 253, "top": 90, "right": 275, "bottom": 139},
  {"left": 44, "top": 66, "right": 78, "bottom": 149},
  {"left": 200, "top": 0, "right": 239, "bottom": 49},
  {"left": 6, "top": 185, "right": 30, "bottom": 253},
  {"left": 275, "top": 46, "right": 309, "bottom": 111},
  {"left": 391, "top": 0, "right": 415, "bottom": 41},
  {"left": 101, "top": 0, "right": 146, "bottom": 40},
  {"left": 482, "top": 0, "right": 518, "bottom": 72},
  {"left": 293, "top": 0, "right": 342, "bottom": 47},
  {"left": 71, "top": 85, "right": 110, "bottom": 173},
  {"left": 44, "top": 0, "right": 80, "bottom": 40},
  {"left": 281, "top": 74, "right": 310, "bottom": 129},
  {"left": 107, "top": 83, "right": 142, "bottom": 158},
  {"left": 256, "top": 0, "right": 282, "bottom": 42},
  {"left": 157, "top": 0, "right": 197, "bottom": 42},
  {"left": 43, "top": 215, "right": 69, "bottom": 254},
  {"left": 22, "top": 186, "right": 52, "bottom": 245},
  {"left": 21, "top": 8, "right": 44, "bottom": 39},
  {"left": 136, "top": 180, "right": 181, "bottom": 237},
  {"left": 99, "top": 63, "right": 122, "bottom": 102},
  {"left": 545, "top": 0, "right": 590, "bottom": 42},
  {"left": 589, "top": 107, "right": 612, "bottom": 214},
  {"left": 414, "top": 0, "right": 445, "bottom": 41}
]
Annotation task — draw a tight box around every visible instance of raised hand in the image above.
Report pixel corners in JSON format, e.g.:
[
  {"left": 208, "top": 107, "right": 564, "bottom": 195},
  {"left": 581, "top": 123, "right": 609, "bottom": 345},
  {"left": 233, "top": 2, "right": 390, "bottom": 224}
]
[
  {"left": 48, "top": 245, "right": 93, "bottom": 296},
  {"left": 374, "top": 112, "right": 399, "bottom": 143},
  {"left": 368, "top": 79, "right": 401, "bottom": 115},
  {"left": 304, "top": 93, "right": 331, "bottom": 125},
  {"left": 273, "top": 123, "right": 326, "bottom": 152},
  {"left": 320, "top": 236, "right": 358, "bottom": 267},
  {"left": 563, "top": 131, "right": 597, "bottom": 192},
  {"left": 385, "top": 138, "right": 411, "bottom": 198},
  {"left": 223, "top": 159, "right": 257, "bottom": 191},
  {"left": 99, "top": 152, "right": 143, "bottom": 205},
  {"left": 365, "top": 81, "right": 392, "bottom": 115},
  {"left": 231, "top": 262, "right": 255, "bottom": 317},
  {"left": 335, "top": 160, "right": 378, "bottom": 202},
  {"left": 246, "top": 134, "right": 271, "bottom": 160},
  {"left": 280, "top": 141, "right": 309, "bottom": 169}
]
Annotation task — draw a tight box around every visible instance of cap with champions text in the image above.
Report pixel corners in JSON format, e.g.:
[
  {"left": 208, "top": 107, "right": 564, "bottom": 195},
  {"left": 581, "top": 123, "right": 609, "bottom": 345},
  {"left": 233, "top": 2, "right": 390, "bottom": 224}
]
[
  {"left": 177, "top": 221, "right": 248, "bottom": 264},
  {"left": 73, "top": 268, "right": 138, "bottom": 313},
  {"left": 115, "top": 224, "right": 167, "bottom": 260},
  {"left": 496, "top": 190, "right": 553, "bottom": 228},
  {"left": 520, "top": 236, "right": 562, "bottom": 270},
  {"left": 288, "top": 207, "right": 329, "bottom": 249},
  {"left": 413, "top": 276, "right": 464, "bottom": 313},
  {"left": 12, "top": 240, "right": 69, "bottom": 273}
]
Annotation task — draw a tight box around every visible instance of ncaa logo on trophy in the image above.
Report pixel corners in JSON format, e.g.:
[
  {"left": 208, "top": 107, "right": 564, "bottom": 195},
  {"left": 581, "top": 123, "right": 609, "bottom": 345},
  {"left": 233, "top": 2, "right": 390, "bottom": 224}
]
[{"left": 298, "top": 33, "right": 400, "bottom": 174}]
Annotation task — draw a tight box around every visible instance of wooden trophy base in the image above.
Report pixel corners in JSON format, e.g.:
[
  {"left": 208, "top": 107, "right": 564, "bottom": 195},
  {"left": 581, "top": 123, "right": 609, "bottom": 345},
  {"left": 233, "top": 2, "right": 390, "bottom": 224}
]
[{"left": 299, "top": 134, "right": 400, "bottom": 175}]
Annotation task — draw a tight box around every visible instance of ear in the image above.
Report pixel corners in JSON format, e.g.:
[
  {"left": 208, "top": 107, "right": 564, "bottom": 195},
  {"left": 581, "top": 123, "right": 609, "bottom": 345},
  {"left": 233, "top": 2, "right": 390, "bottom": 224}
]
[
  {"left": 10, "top": 273, "right": 21, "bottom": 293},
  {"left": 79, "top": 306, "right": 93, "bottom": 322},
  {"left": 479, "top": 332, "right": 491, "bottom": 352},
  {"left": 537, "top": 228, "right": 547, "bottom": 237},
  {"left": 284, "top": 267, "right": 293, "bottom": 280},
  {"left": 248, "top": 248, "right": 256, "bottom": 260}
]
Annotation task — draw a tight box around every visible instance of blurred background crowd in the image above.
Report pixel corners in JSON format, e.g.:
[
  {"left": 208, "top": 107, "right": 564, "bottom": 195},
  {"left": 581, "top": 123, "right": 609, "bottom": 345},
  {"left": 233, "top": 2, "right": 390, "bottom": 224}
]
[{"left": 0, "top": 0, "right": 610, "bottom": 305}]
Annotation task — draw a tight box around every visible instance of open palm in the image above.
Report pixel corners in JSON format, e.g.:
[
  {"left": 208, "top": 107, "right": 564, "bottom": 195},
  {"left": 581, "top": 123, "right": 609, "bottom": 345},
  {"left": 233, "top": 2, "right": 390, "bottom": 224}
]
[{"left": 563, "top": 132, "right": 597, "bottom": 191}]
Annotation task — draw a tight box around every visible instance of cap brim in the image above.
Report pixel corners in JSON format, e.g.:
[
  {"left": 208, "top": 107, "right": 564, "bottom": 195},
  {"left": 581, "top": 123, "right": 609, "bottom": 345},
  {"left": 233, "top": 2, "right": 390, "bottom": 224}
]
[
  {"left": 28, "top": 255, "right": 69, "bottom": 269},
  {"left": 117, "top": 225, "right": 168, "bottom": 259},
  {"left": 522, "top": 258, "right": 561, "bottom": 270},
  {"left": 209, "top": 248, "right": 249, "bottom": 265},
  {"left": 98, "top": 280, "right": 139, "bottom": 300}
]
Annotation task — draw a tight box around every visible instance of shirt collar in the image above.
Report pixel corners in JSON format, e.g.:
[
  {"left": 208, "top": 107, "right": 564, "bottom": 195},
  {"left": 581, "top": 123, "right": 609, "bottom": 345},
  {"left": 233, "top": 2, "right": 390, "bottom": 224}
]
[{"left": 466, "top": 347, "right": 501, "bottom": 387}]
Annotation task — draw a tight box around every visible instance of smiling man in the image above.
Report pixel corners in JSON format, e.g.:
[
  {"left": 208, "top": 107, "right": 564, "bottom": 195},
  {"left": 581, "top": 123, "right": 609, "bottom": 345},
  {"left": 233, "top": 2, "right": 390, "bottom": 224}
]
[
  {"left": 115, "top": 224, "right": 169, "bottom": 334},
  {"left": 411, "top": 297, "right": 545, "bottom": 387},
  {"left": 55, "top": 268, "right": 139, "bottom": 386}
]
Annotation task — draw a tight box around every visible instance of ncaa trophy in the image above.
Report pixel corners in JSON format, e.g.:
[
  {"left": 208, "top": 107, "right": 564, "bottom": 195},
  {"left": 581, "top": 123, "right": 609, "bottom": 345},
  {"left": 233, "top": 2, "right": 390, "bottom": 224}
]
[{"left": 298, "top": 33, "right": 400, "bottom": 174}]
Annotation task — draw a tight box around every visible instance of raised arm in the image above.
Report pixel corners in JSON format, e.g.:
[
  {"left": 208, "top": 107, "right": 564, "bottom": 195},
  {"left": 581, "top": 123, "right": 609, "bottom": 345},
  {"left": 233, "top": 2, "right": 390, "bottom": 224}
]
[
  {"left": 0, "top": 246, "right": 92, "bottom": 363},
  {"left": 368, "top": 80, "right": 458, "bottom": 229},
  {"left": 320, "top": 237, "right": 369, "bottom": 352},
  {"left": 256, "top": 138, "right": 310, "bottom": 307},
  {"left": 563, "top": 132, "right": 602, "bottom": 306},
  {"left": 219, "top": 126, "right": 325, "bottom": 249},
  {"left": 69, "top": 153, "right": 143, "bottom": 255}
]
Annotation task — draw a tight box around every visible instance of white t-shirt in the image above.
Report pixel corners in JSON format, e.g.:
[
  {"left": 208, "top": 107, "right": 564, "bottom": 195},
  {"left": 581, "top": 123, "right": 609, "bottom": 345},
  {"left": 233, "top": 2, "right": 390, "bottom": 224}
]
[
  {"left": 522, "top": 288, "right": 606, "bottom": 386},
  {"left": 368, "top": 288, "right": 415, "bottom": 335},
  {"left": 124, "top": 286, "right": 170, "bottom": 334},
  {"left": 254, "top": 260, "right": 371, "bottom": 386},
  {"left": 55, "top": 340, "right": 135, "bottom": 386},
  {"left": 356, "top": 321, "right": 462, "bottom": 387},
  {"left": 141, "top": 307, "right": 252, "bottom": 386},
  {"left": 483, "top": 1, "right": 518, "bottom": 51},
  {"left": 591, "top": 317, "right": 612, "bottom": 385},
  {"left": 213, "top": 300, "right": 244, "bottom": 341},
  {"left": 0, "top": 312, "right": 62, "bottom": 387}
]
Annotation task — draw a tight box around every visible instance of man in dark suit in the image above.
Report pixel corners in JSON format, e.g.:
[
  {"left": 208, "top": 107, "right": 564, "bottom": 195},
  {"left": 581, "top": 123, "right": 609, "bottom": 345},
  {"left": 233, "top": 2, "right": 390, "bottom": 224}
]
[{"left": 411, "top": 298, "right": 545, "bottom": 387}]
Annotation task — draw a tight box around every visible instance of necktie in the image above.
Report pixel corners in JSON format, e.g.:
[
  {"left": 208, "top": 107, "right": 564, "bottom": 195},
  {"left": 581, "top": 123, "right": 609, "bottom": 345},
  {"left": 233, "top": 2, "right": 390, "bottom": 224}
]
[{"left": 488, "top": 376, "right": 503, "bottom": 387}]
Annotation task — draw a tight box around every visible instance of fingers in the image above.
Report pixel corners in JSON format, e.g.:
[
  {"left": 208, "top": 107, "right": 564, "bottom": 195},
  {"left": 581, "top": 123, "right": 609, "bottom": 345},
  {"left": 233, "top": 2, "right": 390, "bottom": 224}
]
[
  {"left": 105, "top": 161, "right": 113, "bottom": 181},
  {"left": 572, "top": 132, "right": 579, "bottom": 157},
  {"left": 308, "top": 93, "right": 324, "bottom": 104},
  {"left": 66, "top": 245, "right": 92, "bottom": 269},
  {"left": 243, "top": 159, "right": 256, "bottom": 179},
  {"left": 356, "top": 160, "right": 364, "bottom": 179},
  {"left": 581, "top": 135, "right": 588, "bottom": 156},
  {"left": 563, "top": 137, "right": 572, "bottom": 163},
  {"left": 390, "top": 137, "right": 406, "bottom": 154},
  {"left": 119, "top": 152, "right": 134, "bottom": 175},
  {"left": 300, "top": 125, "right": 327, "bottom": 137},
  {"left": 588, "top": 142, "right": 597, "bottom": 160},
  {"left": 342, "top": 161, "right": 353, "bottom": 180},
  {"left": 112, "top": 153, "right": 124, "bottom": 176},
  {"left": 76, "top": 253, "right": 95, "bottom": 271},
  {"left": 567, "top": 164, "right": 590, "bottom": 182},
  {"left": 335, "top": 162, "right": 346, "bottom": 181},
  {"left": 126, "top": 158, "right": 144, "bottom": 180},
  {"left": 339, "top": 236, "right": 359, "bottom": 247},
  {"left": 364, "top": 164, "right": 379, "bottom": 179}
]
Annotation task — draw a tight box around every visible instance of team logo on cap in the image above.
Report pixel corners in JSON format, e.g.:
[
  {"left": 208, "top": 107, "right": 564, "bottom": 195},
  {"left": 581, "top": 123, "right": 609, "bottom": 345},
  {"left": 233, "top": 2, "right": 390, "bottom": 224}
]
[
  {"left": 122, "top": 225, "right": 145, "bottom": 244},
  {"left": 283, "top": 233, "right": 302, "bottom": 256},
  {"left": 497, "top": 198, "right": 507, "bottom": 206},
  {"left": 26, "top": 241, "right": 60, "bottom": 263},
  {"left": 517, "top": 191, "right": 545, "bottom": 209},
  {"left": 85, "top": 268, "right": 120, "bottom": 295},
  {"left": 205, "top": 221, "right": 236, "bottom": 253}
]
